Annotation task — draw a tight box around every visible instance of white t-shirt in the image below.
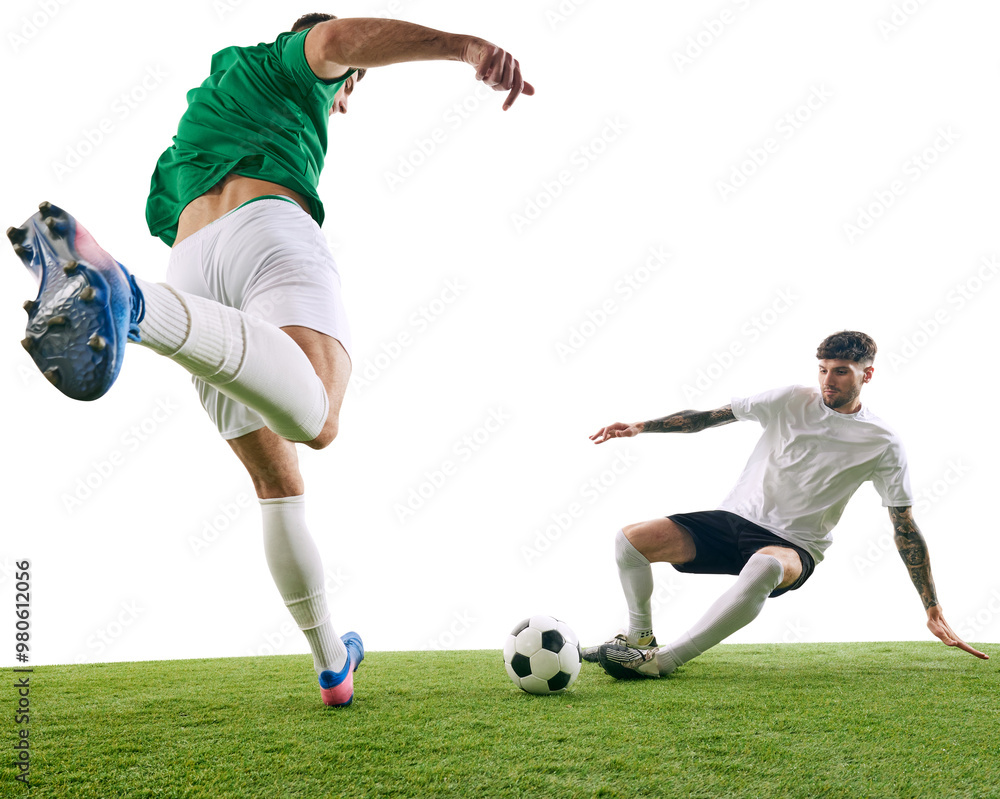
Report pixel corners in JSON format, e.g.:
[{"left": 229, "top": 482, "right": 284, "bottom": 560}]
[{"left": 717, "top": 384, "right": 914, "bottom": 562}]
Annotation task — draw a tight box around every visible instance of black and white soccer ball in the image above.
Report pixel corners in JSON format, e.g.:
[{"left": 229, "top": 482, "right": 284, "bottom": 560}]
[{"left": 503, "top": 615, "right": 582, "bottom": 695}]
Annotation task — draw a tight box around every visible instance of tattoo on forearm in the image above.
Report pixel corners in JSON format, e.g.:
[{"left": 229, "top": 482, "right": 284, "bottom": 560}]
[
  {"left": 643, "top": 406, "right": 736, "bottom": 434},
  {"left": 889, "top": 506, "right": 939, "bottom": 610}
]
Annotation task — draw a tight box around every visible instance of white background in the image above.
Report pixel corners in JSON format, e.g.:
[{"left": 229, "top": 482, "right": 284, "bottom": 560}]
[{"left": 1, "top": 0, "right": 998, "bottom": 668}]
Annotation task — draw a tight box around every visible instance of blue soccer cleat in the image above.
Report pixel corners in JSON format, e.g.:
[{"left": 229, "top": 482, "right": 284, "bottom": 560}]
[
  {"left": 319, "top": 631, "right": 365, "bottom": 708},
  {"left": 9, "top": 201, "right": 144, "bottom": 401}
]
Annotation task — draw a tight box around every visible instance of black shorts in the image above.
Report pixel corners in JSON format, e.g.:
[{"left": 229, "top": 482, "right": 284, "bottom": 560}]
[{"left": 668, "top": 510, "right": 816, "bottom": 598}]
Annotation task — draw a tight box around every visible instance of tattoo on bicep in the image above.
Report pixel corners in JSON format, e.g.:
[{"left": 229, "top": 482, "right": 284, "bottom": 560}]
[{"left": 889, "top": 506, "right": 939, "bottom": 610}]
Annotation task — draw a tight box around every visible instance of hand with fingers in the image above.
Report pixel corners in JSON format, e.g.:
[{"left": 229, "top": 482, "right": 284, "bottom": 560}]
[
  {"left": 461, "top": 38, "right": 534, "bottom": 110},
  {"left": 927, "top": 607, "right": 989, "bottom": 659},
  {"left": 590, "top": 422, "right": 644, "bottom": 444}
]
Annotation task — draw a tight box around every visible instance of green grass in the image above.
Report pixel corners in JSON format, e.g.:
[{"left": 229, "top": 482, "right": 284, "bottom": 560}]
[{"left": 6, "top": 642, "right": 998, "bottom": 798}]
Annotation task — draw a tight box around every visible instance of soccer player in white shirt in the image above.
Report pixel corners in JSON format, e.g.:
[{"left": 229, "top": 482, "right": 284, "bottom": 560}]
[{"left": 585, "top": 331, "right": 988, "bottom": 679}]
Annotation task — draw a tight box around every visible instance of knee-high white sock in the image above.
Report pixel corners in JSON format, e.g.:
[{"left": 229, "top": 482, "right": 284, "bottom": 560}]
[
  {"left": 135, "top": 279, "right": 329, "bottom": 443},
  {"left": 615, "top": 529, "right": 655, "bottom": 639},
  {"left": 655, "top": 553, "right": 783, "bottom": 675},
  {"left": 260, "top": 495, "right": 346, "bottom": 674}
]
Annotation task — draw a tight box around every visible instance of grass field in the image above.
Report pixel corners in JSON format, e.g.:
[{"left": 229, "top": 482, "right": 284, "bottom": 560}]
[{"left": 6, "top": 642, "right": 997, "bottom": 798}]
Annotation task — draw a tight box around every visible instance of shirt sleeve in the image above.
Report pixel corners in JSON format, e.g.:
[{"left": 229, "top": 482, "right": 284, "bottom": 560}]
[
  {"left": 871, "top": 437, "right": 915, "bottom": 507},
  {"left": 274, "top": 30, "right": 355, "bottom": 96},
  {"left": 731, "top": 385, "right": 798, "bottom": 428}
]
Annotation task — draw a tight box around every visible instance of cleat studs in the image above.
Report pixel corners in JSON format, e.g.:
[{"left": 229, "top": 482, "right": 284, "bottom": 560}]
[
  {"left": 38, "top": 201, "right": 53, "bottom": 216},
  {"left": 13, "top": 244, "right": 27, "bottom": 257},
  {"left": 6, "top": 226, "right": 26, "bottom": 244},
  {"left": 63, "top": 260, "right": 79, "bottom": 275},
  {"left": 20, "top": 337, "right": 33, "bottom": 352},
  {"left": 23, "top": 300, "right": 36, "bottom": 314},
  {"left": 88, "top": 334, "right": 107, "bottom": 352},
  {"left": 46, "top": 316, "right": 68, "bottom": 327},
  {"left": 79, "top": 286, "right": 96, "bottom": 301},
  {"left": 43, "top": 368, "right": 59, "bottom": 386}
]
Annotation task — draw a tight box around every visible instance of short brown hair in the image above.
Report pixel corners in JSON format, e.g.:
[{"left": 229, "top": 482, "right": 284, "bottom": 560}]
[
  {"left": 291, "top": 12, "right": 336, "bottom": 32},
  {"left": 816, "top": 331, "right": 877, "bottom": 365},
  {"left": 290, "top": 13, "right": 366, "bottom": 82}
]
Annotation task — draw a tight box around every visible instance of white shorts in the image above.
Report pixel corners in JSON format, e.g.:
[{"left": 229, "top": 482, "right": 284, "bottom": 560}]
[{"left": 166, "top": 197, "right": 351, "bottom": 440}]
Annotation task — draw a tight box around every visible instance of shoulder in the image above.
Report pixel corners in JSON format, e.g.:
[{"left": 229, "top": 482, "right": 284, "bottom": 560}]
[
  {"left": 857, "top": 404, "right": 905, "bottom": 441},
  {"left": 731, "top": 384, "right": 802, "bottom": 422}
]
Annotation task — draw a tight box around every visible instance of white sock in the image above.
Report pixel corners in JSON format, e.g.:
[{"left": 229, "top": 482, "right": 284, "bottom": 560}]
[
  {"left": 259, "top": 495, "right": 346, "bottom": 674},
  {"left": 655, "top": 553, "right": 783, "bottom": 675},
  {"left": 615, "top": 529, "right": 655, "bottom": 639},
  {"left": 135, "top": 279, "right": 329, "bottom": 443}
]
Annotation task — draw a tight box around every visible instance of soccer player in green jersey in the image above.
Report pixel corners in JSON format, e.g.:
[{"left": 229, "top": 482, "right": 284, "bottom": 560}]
[{"left": 10, "top": 13, "right": 532, "bottom": 706}]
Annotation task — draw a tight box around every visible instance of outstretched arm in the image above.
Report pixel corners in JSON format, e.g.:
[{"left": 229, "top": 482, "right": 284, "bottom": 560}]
[
  {"left": 590, "top": 405, "right": 736, "bottom": 444},
  {"left": 305, "top": 18, "right": 533, "bottom": 109},
  {"left": 889, "top": 505, "right": 988, "bottom": 659}
]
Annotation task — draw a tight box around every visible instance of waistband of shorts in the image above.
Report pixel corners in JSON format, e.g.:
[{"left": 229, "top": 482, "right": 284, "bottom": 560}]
[{"left": 169, "top": 195, "right": 307, "bottom": 257}]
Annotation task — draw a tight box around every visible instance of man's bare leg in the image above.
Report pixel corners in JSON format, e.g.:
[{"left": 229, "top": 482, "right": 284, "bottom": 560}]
[
  {"left": 226, "top": 327, "right": 362, "bottom": 706},
  {"left": 600, "top": 520, "right": 805, "bottom": 678}
]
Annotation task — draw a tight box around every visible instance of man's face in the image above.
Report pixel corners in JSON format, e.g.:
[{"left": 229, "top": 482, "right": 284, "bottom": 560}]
[
  {"left": 817, "top": 358, "right": 873, "bottom": 413},
  {"left": 329, "top": 74, "right": 356, "bottom": 116}
]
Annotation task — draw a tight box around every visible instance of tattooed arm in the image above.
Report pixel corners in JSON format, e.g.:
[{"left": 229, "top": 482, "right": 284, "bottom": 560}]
[
  {"left": 889, "top": 506, "right": 988, "bottom": 660},
  {"left": 590, "top": 406, "right": 737, "bottom": 444}
]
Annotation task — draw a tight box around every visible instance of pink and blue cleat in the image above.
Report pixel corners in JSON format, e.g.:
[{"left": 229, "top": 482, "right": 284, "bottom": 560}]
[
  {"left": 319, "top": 631, "right": 365, "bottom": 708},
  {"left": 8, "top": 201, "right": 144, "bottom": 401}
]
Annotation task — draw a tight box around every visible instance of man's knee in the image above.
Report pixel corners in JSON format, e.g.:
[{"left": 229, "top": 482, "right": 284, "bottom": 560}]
[
  {"left": 303, "top": 413, "right": 339, "bottom": 450},
  {"left": 756, "top": 546, "right": 802, "bottom": 589}
]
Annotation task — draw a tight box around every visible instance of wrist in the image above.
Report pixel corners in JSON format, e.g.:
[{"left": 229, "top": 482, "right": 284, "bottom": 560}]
[{"left": 458, "top": 35, "right": 487, "bottom": 66}]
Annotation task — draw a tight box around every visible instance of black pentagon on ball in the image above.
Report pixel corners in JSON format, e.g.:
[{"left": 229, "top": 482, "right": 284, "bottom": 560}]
[
  {"left": 541, "top": 629, "right": 566, "bottom": 653},
  {"left": 510, "top": 618, "right": 530, "bottom": 636},
  {"left": 510, "top": 652, "right": 532, "bottom": 678},
  {"left": 547, "top": 670, "right": 572, "bottom": 692}
]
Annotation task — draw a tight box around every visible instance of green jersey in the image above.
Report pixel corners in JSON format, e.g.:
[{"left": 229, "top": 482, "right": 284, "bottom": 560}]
[{"left": 146, "top": 29, "right": 354, "bottom": 247}]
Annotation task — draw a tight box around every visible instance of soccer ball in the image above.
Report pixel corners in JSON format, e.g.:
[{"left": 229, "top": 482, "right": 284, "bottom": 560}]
[{"left": 503, "top": 615, "right": 582, "bottom": 695}]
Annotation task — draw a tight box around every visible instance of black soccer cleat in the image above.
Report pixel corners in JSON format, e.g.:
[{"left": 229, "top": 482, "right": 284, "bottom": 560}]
[
  {"left": 597, "top": 642, "right": 661, "bottom": 680},
  {"left": 582, "top": 632, "right": 658, "bottom": 663}
]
